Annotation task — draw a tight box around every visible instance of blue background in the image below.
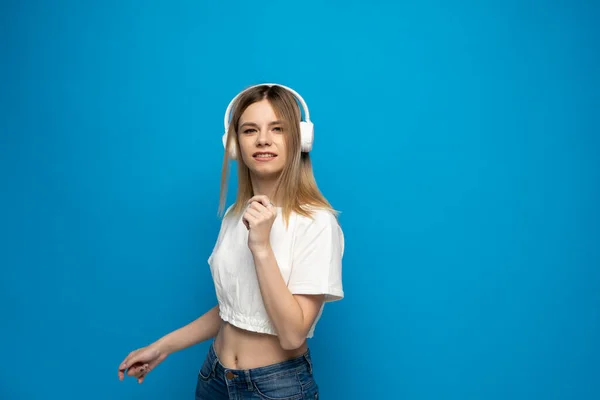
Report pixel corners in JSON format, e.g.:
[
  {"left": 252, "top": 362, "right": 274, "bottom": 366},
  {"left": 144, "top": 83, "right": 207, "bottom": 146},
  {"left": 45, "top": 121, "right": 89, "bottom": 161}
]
[{"left": 1, "top": 0, "right": 598, "bottom": 399}]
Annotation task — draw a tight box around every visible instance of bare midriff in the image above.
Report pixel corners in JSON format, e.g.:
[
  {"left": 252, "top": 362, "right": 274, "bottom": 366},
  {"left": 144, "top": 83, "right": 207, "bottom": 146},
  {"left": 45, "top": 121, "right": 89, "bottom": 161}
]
[{"left": 213, "top": 321, "right": 307, "bottom": 370}]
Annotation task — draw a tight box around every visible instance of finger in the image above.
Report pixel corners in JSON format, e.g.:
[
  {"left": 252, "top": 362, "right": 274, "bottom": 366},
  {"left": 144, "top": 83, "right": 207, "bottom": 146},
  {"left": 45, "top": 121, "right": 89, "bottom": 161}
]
[
  {"left": 119, "top": 363, "right": 140, "bottom": 380},
  {"left": 121, "top": 359, "right": 140, "bottom": 376},
  {"left": 126, "top": 361, "right": 147, "bottom": 376},
  {"left": 119, "top": 359, "right": 132, "bottom": 379},
  {"left": 243, "top": 212, "right": 258, "bottom": 228},
  {"left": 247, "top": 194, "right": 268, "bottom": 204},
  {"left": 126, "top": 364, "right": 140, "bottom": 376},
  {"left": 139, "top": 358, "right": 160, "bottom": 383},
  {"left": 138, "top": 356, "right": 161, "bottom": 383},
  {"left": 132, "top": 363, "right": 149, "bottom": 379},
  {"left": 138, "top": 368, "right": 150, "bottom": 384},
  {"left": 249, "top": 201, "right": 270, "bottom": 214},
  {"left": 138, "top": 364, "right": 149, "bottom": 378},
  {"left": 119, "top": 351, "right": 138, "bottom": 372},
  {"left": 248, "top": 195, "right": 272, "bottom": 208},
  {"left": 245, "top": 207, "right": 262, "bottom": 219},
  {"left": 242, "top": 210, "right": 253, "bottom": 229},
  {"left": 119, "top": 354, "right": 132, "bottom": 373},
  {"left": 118, "top": 357, "right": 131, "bottom": 380}
]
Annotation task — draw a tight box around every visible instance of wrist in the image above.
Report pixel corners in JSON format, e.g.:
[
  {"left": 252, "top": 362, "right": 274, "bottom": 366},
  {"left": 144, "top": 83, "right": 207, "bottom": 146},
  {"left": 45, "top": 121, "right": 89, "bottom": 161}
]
[
  {"left": 250, "top": 243, "right": 273, "bottom": 259},
  {"left": 153, "top": 337, "right": 173, "bottom": 356}
]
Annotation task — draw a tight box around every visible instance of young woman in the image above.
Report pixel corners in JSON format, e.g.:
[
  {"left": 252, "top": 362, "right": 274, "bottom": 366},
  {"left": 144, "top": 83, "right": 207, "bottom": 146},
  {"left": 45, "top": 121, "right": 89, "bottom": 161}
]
[{"left": 118, "top": 83, "right": 344, "bottom": 399}]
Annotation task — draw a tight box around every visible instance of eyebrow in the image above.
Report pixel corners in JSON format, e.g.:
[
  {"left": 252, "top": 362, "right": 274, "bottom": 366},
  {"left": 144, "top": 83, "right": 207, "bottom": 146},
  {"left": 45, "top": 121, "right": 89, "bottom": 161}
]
[{"left": 239, "top": 120, "right": 284, "bottom": 129}]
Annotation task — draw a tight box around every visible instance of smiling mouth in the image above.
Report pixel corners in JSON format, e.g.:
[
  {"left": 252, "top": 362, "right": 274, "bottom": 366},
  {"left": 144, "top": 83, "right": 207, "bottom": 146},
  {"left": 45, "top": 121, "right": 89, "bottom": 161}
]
[{"left": 252, "top": 152, "right": 277, "bottom": 160}]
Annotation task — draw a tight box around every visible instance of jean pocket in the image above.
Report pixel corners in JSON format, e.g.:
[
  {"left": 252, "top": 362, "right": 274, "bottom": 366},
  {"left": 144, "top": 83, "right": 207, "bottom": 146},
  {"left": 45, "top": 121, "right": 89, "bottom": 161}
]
[
  {"left": 252, "top": 371, "right": 303, "bottom": 400},
  {"left": 296, "top": 369, "right": 318, "bottom": 395},
  {"left": 197, "top": 356, "right": 214, "bottom": 382}
]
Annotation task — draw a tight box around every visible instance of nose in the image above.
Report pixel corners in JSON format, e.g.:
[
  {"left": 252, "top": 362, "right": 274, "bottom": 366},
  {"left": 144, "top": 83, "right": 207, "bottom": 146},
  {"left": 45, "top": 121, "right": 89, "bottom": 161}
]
[{"left": 255, "top": 127, "right": 273, "bottom": 147}]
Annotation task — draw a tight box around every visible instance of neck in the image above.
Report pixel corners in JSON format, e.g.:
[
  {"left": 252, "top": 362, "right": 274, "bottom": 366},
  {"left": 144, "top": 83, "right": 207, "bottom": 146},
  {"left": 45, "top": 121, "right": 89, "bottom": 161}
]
[{"left": 250, "top": 174, "right": 280, "bottom": 204}]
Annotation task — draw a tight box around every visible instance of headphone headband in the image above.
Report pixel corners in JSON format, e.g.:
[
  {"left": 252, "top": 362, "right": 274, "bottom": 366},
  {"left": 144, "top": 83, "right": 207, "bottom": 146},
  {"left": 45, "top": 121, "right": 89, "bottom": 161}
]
[{"left": 223, "top": 83, "right": 311, "bottom": 132}]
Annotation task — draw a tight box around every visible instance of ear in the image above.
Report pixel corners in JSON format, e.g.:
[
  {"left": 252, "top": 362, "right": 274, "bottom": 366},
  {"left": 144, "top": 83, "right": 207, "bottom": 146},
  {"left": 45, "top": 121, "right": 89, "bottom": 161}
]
[{"left": 223, "top": 131, "right": 238, "bottom": 159}]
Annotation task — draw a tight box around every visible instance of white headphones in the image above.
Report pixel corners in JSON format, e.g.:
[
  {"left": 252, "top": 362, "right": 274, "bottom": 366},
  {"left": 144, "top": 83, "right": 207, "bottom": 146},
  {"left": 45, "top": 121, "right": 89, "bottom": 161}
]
[{"left": 222, "top": 83, "right": 314, "bottom": 159}]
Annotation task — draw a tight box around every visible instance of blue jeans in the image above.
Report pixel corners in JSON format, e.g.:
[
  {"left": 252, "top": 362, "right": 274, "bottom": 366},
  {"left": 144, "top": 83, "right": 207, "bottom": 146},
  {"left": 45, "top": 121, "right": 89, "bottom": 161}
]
[{"left": 195, "top": 342, "right": 319, "bottom": 400}]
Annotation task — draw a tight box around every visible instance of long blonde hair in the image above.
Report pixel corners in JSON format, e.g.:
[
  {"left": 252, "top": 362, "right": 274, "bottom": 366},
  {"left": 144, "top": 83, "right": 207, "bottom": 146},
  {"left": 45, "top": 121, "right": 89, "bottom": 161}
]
[{"left": 219, "top": 84, "right": 335, "bottom": 224}]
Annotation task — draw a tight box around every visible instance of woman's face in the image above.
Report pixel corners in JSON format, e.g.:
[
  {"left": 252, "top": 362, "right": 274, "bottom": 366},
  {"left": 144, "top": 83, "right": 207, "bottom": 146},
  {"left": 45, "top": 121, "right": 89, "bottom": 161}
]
[{"left": 237, "top": 99, "right": 287, "bottom": 179}]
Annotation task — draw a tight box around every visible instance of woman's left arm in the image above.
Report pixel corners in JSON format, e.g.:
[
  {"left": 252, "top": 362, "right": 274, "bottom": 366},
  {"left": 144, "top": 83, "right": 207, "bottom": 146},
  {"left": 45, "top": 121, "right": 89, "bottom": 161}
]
[
  {"left": 252, "top": 247, "right": 324, "bottom": 350},
  {"left": 243, "top": 195, "right": 324, "bottom": 350}
]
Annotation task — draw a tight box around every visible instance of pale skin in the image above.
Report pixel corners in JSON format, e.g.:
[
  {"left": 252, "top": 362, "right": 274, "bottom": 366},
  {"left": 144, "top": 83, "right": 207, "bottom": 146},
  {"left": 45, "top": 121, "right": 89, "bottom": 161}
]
[{"left": 118, "top": 99, "right": 324, "bottom": 383}]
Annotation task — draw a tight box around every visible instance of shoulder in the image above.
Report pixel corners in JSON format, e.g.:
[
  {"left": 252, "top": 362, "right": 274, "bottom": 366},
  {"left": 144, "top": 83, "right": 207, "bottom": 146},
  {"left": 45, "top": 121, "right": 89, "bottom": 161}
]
[
  {"left": 293, "top": 207, "right": 344, "bottom": 243},
  {"left": 295, "top": 206, "right": 339, "bottom": 228},
  {"left": 216, "top": 204, "right": 240, "bottom": 231},
  {"left": 221, "top": 204, "right": 238, "bottom": 221}
]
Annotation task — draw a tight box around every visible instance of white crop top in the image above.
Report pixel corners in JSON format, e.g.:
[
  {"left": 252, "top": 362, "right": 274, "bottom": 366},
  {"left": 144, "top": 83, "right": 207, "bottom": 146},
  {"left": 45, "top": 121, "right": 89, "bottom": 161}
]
[{"left": 208, "top": 206, "right": 344, "bottom": 338}]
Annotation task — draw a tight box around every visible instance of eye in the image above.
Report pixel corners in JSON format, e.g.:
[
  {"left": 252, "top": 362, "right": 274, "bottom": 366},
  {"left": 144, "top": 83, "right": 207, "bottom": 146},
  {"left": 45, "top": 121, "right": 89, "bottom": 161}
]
[
  {"left": 242, "top": 128, "right": 256, "bottom": 134},
  {"left": 272, "top": 126, "right": 283, "bottom": 132}
]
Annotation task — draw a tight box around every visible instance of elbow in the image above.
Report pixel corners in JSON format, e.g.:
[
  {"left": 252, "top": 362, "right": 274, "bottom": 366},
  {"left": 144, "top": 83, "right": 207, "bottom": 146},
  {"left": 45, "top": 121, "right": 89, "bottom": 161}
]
[{"left": 279, "top": 333, "right": 306, "bottom": 351}]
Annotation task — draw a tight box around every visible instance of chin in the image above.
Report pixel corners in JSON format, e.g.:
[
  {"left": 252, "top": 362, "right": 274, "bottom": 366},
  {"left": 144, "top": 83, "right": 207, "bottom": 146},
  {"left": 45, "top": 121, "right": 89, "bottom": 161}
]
[{"left": 251, "top": 166, "right": 284, "bottom": 179}]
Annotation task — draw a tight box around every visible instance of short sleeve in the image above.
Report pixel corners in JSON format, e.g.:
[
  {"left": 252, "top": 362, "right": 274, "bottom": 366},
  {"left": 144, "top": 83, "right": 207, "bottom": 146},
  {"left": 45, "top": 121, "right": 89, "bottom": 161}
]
[{"left": 287, "top": 210, "right": 344, "bottom": 302}]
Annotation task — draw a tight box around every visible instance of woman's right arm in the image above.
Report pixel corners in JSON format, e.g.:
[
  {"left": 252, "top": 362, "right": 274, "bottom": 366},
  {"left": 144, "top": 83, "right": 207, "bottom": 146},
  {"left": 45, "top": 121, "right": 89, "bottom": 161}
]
[
  {"left": 155, "top": 305, "right": 222, "bottom": 354},
  {"left": 118, "top": 305, "right": 222, "bottom": 383}
]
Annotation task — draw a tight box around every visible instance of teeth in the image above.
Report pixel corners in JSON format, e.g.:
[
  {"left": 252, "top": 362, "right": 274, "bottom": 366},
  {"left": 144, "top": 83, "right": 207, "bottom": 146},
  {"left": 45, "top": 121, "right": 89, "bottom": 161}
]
[{"left": 255, "top": 154, "right": 275, "bottom": 158}]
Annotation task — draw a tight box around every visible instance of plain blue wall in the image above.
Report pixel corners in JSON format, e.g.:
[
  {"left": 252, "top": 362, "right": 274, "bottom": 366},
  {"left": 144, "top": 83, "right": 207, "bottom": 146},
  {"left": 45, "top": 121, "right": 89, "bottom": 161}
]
[{"left": 1, "top": 1, "right": 598, "bottom": 399}]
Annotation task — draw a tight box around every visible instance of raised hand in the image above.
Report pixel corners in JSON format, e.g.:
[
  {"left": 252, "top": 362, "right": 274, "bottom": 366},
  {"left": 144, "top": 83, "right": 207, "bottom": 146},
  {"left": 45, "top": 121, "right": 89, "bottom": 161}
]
[{"left": 242, "top": 195, "right": 276, "bottom": 253}]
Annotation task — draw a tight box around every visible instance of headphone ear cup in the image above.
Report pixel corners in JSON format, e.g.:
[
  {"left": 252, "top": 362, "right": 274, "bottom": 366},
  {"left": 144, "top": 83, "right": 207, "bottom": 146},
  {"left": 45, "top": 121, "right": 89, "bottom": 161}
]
[
  {"left": 223, "top": 131, "right": 237, "bottom": 159},
  {"left": 299, "top": 121, "right": 314, "bottom": 153}
]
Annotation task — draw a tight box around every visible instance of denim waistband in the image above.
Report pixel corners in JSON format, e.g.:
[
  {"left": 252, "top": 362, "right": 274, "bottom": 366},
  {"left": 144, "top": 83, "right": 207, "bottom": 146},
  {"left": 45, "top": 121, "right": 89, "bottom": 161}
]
[{"left": 205, "top": 341, "right": 313, "bottom": 385}]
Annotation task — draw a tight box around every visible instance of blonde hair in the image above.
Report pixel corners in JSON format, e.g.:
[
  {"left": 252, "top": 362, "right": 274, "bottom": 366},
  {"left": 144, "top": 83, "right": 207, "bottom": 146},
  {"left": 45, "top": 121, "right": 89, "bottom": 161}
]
[{"left": 219, "top": 84, "right": 336, "bottom": 224}]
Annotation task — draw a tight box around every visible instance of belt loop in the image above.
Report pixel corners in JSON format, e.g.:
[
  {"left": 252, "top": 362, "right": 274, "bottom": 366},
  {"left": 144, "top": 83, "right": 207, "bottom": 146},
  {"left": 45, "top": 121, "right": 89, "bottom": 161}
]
[
  {"left": 303, "top": 353, "right": 313, "bottom": 375},
  {"left": 245, "top": 370, "right": 253, "bottom": 390},
  {"left": 209, "top": 344, "right": 219, "bottom": 378},
  {"left": 210, "top": 356, "right": 219, "bottom": 378}
]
